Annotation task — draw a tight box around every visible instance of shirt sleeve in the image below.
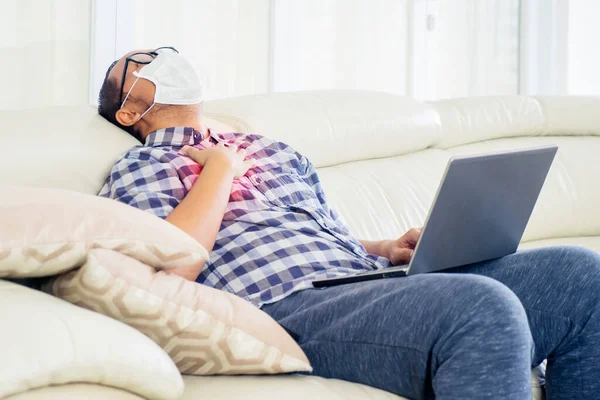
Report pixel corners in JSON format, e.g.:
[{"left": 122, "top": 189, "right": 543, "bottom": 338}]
[{"left": 98, "top": 152, "right": 186, "bottom": 219}]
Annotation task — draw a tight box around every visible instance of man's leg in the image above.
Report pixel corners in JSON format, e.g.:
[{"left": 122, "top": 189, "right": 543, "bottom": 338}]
[
  {"left": 454, "top": 246, "right": 600, "bottom": 400},
  {"left": 262, "top": 274, "right": 533, "bottom": 399}
]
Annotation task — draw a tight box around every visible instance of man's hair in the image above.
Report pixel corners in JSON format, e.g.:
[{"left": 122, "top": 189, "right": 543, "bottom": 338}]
[{"left": 98, "top": 60, "right": 142, "bottom": 142}]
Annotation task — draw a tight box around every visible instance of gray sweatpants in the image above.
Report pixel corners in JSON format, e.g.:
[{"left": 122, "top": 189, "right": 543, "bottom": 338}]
[{"left": 262, "top": 247, "right": 600, "bottom": 399}]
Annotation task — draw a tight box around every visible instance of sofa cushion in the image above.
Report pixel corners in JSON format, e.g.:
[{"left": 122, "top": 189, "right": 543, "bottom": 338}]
[
  {"left": 431, "top": 96, "right": 546, "bottom": 148},
  {"left": 315, "top": 149, "right": 450, "bottom": 241},
  {"left": 0, "top": 186, "right": 208, "bottom": 278},
  {"left": 0, "top": 280, "right": 183, "bottom": 400},
  {"left": 182, "top": 375, "right": 403, "bottom": 400},
  {"left": 519, "top": 236, "right": 600, "bottom": 253},
  {"left": 0, "top": 105, "right": 236, "bottom": 196},
  {"left": 45, "top": 249, "right": 312, "bottom": 375},
  {"left": 316, "top": 135, "right": 600, "bottom": 246},
  {"left": 180, "top": 374, "right": 545, "bottom": 400},
  {"left": 0, "top": 106, "right": 139, "bottom": 195},
  {"left": 4, "top": 384, "right": 146, "bottom": 400},
  {"left": 204, "top": 90, "right": 441, "bottom": 168},
  {"left": 535, "top": 96, "right": 600, "bottom": 135},
  {"left": 431, "top": 96, "right": 600, "bottom": 149}
]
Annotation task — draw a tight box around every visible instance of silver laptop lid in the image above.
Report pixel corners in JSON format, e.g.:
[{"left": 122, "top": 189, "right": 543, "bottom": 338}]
[{"left": 407, "top": 145, "right": 558, "bottom": 275}]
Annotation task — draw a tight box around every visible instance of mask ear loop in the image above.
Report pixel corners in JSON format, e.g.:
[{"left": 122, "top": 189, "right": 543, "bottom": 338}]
[
  {"left": 120, "top": 75, "right": 141, "bottom": 109},
  {"left": 135, "top": 102, "right": 155, "bottom": 123},
  {"left": 121, "top": 73, "right": 155, "bottom": 123}
]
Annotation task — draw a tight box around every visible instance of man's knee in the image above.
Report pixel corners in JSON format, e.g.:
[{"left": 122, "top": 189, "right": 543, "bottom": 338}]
[
  {"left": 530, "top": 245, "right": 600, "bottom": 269},
  {"left": 435, "top": 274, "right": 524, "bottom": 312},
  {"left": 429, "top": 275, "right": 533, "bottom": 398},
  {"left": 561, "top": 246, "right": 600, "bottom": 268},
  {"left": 435, "top": 274, "right": 533, "bottom": 350},
  {"left": 532, "top": 246, "right": 600, "bottom": 288}
]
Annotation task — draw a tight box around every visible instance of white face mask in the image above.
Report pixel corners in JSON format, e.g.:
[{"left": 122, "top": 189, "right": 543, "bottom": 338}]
[{"left": 121, "top": 51, "right": 204, "bottom": 122}]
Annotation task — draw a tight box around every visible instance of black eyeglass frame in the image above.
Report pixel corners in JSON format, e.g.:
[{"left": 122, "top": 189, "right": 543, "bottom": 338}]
[{"left": 118, "top": 46, "right": 179, "bottom": 106}]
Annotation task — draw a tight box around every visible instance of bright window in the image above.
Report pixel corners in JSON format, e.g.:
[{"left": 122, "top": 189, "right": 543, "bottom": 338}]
[{"left": 89, "top": 0, "right": 599, "bottom": 106}]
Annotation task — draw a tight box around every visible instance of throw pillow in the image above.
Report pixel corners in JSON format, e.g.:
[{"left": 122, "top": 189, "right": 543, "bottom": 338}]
[
  {"left": 0, "top": 186, "right": 207, "bottom": 278},
  {"left": 44, "top": 248, "right": 312, "bottom": 375}
]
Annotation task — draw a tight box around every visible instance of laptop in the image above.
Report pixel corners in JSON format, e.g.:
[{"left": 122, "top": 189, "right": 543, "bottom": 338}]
[{"left": 312, "top": 145, "right": 558, "bottom": 288}]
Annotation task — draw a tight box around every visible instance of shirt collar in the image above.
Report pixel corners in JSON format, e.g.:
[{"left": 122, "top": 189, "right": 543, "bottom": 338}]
[{"left": 144, "top": 126, "right": 211, "bottom": 147}]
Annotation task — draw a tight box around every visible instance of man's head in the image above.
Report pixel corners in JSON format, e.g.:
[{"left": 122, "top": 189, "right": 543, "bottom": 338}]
[{"left": 98, "top": 47, "right": 204, "bottom": 142}]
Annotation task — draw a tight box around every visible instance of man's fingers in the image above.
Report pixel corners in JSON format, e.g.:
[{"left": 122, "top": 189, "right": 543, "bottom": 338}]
[
  {"left": 181, "top": 143, "right": 252, "bottom": 173},
  {"left": 181, "top": 145, "right": 198, "bottom": 157},
  {"left": 243, "top": 158, "right": 255, "bottom": 169},
  {"left": 180, "top": 145, "right": 208, "bottom": 164},
  {"left": 390, "top": 248, "right": 413, "bottom": 265},
  {"left": 403, "top": 227, "right": 422, "bottom": 246},
  {"left": 180, "top": 145, "right": 192, "bottom": 155}
]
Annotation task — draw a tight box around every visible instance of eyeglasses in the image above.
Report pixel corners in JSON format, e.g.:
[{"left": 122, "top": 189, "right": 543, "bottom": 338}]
[{"left": 118, "top": 46, "right": 179, "bottom": 107}]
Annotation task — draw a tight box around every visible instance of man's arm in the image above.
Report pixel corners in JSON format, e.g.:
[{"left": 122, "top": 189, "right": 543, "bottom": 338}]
[
  {"left": 161, "top": 156, "right": 234, "bottom": 280},
  {"left": 101, "top": 144, "right": 252, "bottom": 281},
  {"left": 164, "top": 145, "right": 253, "bottom": 280},
  {"left": 166, "top": 155, "right": 234, "bottom": 253}
]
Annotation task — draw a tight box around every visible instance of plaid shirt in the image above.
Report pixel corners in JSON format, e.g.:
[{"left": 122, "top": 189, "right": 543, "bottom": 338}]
[{"left": 99, "top": 127, "right": 391, "bottom": 307}]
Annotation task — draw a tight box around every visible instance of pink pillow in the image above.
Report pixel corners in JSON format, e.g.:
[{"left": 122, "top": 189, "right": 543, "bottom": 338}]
[{"left": 0, "top": 186, "right": 207, "bottom": 278}]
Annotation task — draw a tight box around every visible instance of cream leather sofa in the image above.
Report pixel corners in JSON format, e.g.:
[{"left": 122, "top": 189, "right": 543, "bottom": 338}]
[{"left": 2, "top": 91, "right": 599, "bottom": 399}]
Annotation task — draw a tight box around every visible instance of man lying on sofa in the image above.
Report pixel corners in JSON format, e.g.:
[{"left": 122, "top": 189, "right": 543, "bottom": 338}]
[{"left": 97, "top": 47, "right": 600, "bottom": 400}]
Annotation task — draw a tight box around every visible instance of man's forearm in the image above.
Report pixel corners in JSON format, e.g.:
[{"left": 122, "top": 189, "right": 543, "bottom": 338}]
[
  {"left": 360, "top": 240, "right": 392, "bottom": 258},
  {"left": 165, "top": 158, "right": 234, "bottom": 279}
]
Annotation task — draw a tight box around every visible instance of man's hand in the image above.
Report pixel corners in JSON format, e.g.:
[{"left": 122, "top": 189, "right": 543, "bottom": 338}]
[
  {"left": 361, "top": 228, "right": 423, "bottom": 266},
  {"left": 384, "top": 228, "right": 423, "bottom": 265},
  {"left": 181, "top": 143, "right": 254, "bottom": 178},
  {"left": 165, "top": 143, "right": 255, "bottom": 280}
]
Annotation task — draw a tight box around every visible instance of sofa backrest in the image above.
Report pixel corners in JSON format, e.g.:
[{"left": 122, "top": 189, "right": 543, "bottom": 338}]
[
  {"left": 0, "top": 106, "right": 139, "bottom": 194},
  {"left": 1, "top": 91, "right": 599, "bottom": 245},
  {"left": 204, "top": 92, "right": 600, "bottom": 245}
]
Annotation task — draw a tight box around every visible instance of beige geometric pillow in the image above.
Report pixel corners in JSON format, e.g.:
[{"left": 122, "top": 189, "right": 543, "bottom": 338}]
[
  {"left": 45, "top": 249, "right": 312, "bottom": 375},
  {"left": 0, "top": 186, "right": 207, "bottom": 278}
]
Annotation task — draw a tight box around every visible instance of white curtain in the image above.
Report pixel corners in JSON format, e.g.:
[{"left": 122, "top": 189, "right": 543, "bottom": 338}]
[
  {"left": 432, "top": 0, "right": 521, "bottom": 99},
  {"left": 272, "top": 0, "right": 409, "bottom": 95},
  {"left": 124, "top": 0, "right": 518, "bottom": 101},
  {"left": 0, "top": 0, "right": 91, "bottom": 110},
  {"left": 568, "top": 0, "right": 600, "bottom": 95},
  {"left": 123, "top": 0, "right": 408, "bottom": 100},
  {"left": 127, "top": 0, "right": 271, "bottom": 101},
  {"left": 0, "top": 0, "right": 529, "bottom": 110}
]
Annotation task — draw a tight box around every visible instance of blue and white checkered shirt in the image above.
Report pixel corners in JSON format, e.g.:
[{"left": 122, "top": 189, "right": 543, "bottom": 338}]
[{"left": 99, "top": 127, "right": 391, "bottom": 307}]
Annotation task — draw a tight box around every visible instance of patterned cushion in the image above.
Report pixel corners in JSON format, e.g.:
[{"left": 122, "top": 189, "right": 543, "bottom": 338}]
[
  {"left": 0, "top": 186, "right": 208, "bottom": 278},
  {"left": 44, "top": 249, "right": 312, "bottom": 375}
]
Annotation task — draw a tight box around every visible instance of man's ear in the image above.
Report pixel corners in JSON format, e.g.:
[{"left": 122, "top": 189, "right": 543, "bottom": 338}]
[{"left": 115, "top": 107, "right": 139, "bottom": 127}]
